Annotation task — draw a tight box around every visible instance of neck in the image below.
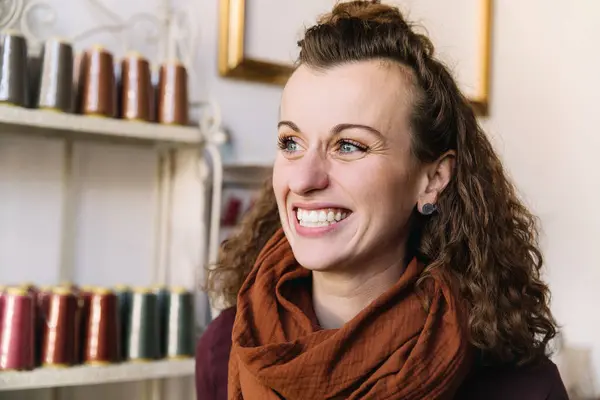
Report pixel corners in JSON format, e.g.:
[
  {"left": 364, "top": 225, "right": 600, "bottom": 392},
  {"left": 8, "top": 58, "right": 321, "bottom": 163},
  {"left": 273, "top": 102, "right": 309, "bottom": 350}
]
[{"left": 312, "top": 256, "right": 406, "bottom": 329}]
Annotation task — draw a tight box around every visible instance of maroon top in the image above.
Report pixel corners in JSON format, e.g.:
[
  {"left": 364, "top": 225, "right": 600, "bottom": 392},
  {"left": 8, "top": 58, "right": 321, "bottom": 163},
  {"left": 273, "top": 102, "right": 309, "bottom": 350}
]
[{"left": 195, "top": 307, "right": 569, "bottom": 400}]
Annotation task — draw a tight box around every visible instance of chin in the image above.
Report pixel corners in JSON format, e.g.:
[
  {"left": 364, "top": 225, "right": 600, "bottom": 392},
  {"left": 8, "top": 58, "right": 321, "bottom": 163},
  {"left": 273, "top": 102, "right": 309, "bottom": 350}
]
[{"left": 289, "top": 240, "right": 347, "bottom": 272}]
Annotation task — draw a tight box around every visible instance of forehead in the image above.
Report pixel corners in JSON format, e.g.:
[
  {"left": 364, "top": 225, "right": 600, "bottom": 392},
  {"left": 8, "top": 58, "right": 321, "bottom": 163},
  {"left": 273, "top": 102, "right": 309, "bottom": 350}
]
[{"left": 280, "top": 61, "right": 414, "bottom": 133}]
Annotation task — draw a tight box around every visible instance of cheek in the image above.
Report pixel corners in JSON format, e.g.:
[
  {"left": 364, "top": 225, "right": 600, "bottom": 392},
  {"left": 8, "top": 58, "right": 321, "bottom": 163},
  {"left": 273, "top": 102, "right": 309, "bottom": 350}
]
[
  {"left": 272, "top": 160, "right": 288, "bottom": 208},
  {"left": 367, "top": 164, "right": 418, "bottom": 215}
]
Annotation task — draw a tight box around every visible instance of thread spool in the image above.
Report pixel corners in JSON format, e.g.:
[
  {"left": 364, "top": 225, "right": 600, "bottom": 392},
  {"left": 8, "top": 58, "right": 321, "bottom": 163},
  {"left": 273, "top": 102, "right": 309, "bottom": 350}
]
[
  {"left": 35, "top": 286, "right": 53, "bottom": 367},
  {"left": 126, "top": 287, "right": 160, "bottom": 361},
  {"left": 84, "top": 287, "right": 119, "bottom": 365},
  {"left": 0, "top": 286, "right": 5, "bottom": 349},
  {"left": 0, "top": 30, "right": 28, "bottom": 107},
  {"left": 20, "top": 283, "right": 41, "bottom": 366},
  {"left": 166, "top": 287, "right": 195, "bottom": 358},
  {"left": 73, "top": 51, "right": 85, "bottom": 114},
  {"left": 114, "top": 284, "right": 131, "bottom": 361},
  {"left": 157, "top": 61, "right": 188, "bottom": 125},
  {"left": 120, "top": 52, "right": 153, "bottom": 122},
  {"left": 26, "top": 54, "right": 41, "bottom": 108},
  {"left": 76, "top": 285, "right": 95, "bottom": 364},
  {"left": 79, "top": 45, "right": 117, "bottom": 118},
  {"left": 35, "top": 38, "right": 74, "bottom": 112},
  {"left": 0, "top": 288, "right": 35, "bottom": 370},
  {"left": 42, "top": 287, "right": 77, "bottom": 367},
  {"left": 153, "top": 285, "right": 169, "bottom": 358}
]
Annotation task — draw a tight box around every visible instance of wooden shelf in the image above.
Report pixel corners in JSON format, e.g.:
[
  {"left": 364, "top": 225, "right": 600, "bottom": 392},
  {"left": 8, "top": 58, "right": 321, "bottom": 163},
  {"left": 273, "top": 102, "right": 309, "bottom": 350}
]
[
  {"left": 0, "top": 104, "right": 203, "bottom": 146},
  {"left": 0, "top": 359, "right": 194, "bottom": 391}
]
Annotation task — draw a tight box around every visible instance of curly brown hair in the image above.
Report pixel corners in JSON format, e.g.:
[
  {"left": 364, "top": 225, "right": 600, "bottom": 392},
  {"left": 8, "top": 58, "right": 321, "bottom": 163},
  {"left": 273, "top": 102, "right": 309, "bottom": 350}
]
[{"left": 206, "top": 0, "right": 558, "bottom": 366}]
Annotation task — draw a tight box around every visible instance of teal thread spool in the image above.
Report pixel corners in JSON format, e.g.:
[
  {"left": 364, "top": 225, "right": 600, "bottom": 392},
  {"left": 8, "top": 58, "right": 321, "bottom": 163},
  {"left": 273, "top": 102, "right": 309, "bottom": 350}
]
[
  {"left": 152, "top": 285, "right": 169, "bottom": 358},
  {"left": 114, "top": 284, "right": 131, "bottom": 362},
  {"left": 166, "top": 287, "right": 195, "bottom": 359},
  {"left": 126, "top": 288, "right": 160, "bottom": 361}
]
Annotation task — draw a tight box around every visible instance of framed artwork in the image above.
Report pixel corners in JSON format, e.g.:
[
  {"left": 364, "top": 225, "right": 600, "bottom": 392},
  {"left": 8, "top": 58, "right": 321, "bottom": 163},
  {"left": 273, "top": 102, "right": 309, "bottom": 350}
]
[{"left": 218, "top": 0, "right": 493, "bottom": 115}]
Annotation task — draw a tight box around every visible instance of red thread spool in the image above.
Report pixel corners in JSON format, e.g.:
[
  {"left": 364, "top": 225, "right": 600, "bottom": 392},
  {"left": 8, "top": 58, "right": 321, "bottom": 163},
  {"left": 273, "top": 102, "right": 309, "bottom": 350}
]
[
  {"left": 79, "top": 45, "right": 117, "bottom": 118},
  {"left": 0, "top": 286, "right": 6, "bottom": 350},
  {"left": 76, "top": 285, "right": 95, "bottom": 364},
  {"left": 35, "top": 286, "right": 53, "bottom": 367},
  {"left": 84, "top": 287, "right": 119, "bottom": 365},
  {"left": 42, "top": 287, "right": 77, "bottom": 367},
  {"left": 0, "top": 287, "right": 35, "bottom": 370},
  {"left": 157, "top": 61, "right": 189, "bottom": 125}
]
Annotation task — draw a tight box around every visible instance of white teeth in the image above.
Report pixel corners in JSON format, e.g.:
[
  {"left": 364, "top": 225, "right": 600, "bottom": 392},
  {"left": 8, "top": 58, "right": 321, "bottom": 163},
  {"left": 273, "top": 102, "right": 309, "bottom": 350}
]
[
  {"left": 295, "top": 207, "right": 350, "bottom": 228},
  {"left": 327, "top": 211, "right": 335, "bottom": 222},
  {"left": 318, "top": 210, "right": 327, "bottom": 222}
]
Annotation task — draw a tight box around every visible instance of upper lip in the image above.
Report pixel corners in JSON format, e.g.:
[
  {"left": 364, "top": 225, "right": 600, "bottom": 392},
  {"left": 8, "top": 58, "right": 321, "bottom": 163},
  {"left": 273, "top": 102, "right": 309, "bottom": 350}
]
[{"left": 291, "top": 202, "right": 351, "bottom": 211}]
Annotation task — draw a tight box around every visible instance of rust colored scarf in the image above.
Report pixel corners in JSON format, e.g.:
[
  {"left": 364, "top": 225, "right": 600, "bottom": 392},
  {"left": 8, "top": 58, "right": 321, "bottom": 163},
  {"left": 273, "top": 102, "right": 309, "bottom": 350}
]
[{"left": 229, "top": 229, "right": 473, "bottom": 399}]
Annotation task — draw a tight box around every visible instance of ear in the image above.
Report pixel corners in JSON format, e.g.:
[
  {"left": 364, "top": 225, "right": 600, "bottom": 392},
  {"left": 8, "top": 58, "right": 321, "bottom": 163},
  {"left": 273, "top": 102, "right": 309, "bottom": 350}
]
[{"left": 417, "top": 150, "right": 456, "bottom": 213}]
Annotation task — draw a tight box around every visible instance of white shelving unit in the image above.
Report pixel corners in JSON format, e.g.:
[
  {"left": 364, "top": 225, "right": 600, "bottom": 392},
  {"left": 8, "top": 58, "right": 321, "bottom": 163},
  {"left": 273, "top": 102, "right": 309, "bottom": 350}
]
[
  {"left": 0, "top": 107, "right": 220, "bottom": 395},
  {"left": 0, "top": 359, "right": 194, "bottom": 391},
  {"left": 0, "top": 1, "right": 223, "bottom": 398},
  {"left": 0, "top": 105, "right": 203, "bottom": 146}
]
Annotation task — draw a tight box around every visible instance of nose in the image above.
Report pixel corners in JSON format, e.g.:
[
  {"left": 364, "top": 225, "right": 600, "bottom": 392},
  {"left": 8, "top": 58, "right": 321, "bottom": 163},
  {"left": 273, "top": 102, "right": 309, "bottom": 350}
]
[{"left": 288, "top": 150, "right": 330, "bottom": 195}]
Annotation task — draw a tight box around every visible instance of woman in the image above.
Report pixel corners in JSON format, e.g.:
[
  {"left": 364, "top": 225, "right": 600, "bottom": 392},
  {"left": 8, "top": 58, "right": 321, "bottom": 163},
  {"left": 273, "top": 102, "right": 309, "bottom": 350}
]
[{"left": 196, "top": 1, "right": 568, "bottom": 399}]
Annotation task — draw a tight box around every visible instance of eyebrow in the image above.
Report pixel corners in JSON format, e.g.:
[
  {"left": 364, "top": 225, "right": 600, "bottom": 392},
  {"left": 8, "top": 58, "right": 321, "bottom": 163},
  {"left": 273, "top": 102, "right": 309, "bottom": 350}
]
[{"left": 277, "top": 121, "right": 383, "bottom": 138}]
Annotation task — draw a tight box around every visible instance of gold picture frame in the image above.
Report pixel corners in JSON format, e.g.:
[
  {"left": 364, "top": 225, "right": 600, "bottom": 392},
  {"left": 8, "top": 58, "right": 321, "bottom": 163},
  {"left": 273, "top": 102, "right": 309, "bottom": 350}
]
[{"left": 218, "top": 0, "right": 493, "bottom": 115}]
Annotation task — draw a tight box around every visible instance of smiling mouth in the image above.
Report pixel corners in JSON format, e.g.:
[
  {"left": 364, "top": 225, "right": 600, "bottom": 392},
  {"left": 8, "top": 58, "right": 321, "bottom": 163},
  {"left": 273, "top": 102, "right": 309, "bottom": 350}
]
[{"left": 295, "top": 207, "right": 351, "bottom": 228}]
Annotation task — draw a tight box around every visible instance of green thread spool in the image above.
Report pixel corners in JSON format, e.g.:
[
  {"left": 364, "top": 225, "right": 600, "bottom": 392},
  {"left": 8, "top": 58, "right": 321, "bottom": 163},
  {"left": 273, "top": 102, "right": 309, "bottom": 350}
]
[
  {"left": 152, "top": 285, "right": 169, "bottom": 358},
  {"left": 166, "top": 287, "right": 195, "bottom": 359},
  {"left": 126, "top": 288, "right": 160, "bottom": 361},
  {"left": 114, "top": 284, "right": 131, "bottom": 362}
]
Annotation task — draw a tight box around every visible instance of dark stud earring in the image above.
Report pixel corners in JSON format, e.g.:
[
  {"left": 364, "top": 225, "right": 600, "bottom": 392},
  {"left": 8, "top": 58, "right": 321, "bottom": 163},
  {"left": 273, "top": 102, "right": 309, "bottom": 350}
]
[{"left": 421, "top": 203, "right": 437, "bottom": 216}]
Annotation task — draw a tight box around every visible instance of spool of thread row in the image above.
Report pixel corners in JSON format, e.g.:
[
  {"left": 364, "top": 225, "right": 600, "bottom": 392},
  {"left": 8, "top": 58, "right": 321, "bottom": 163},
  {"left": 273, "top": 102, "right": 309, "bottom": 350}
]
[
  {"left": 42, "top": 287, "right": 77, "bottom": 367},
  {"left": 79, "top": 45, "right": 117, "bottom": 117},
  {"left": 0, "top": 287, "right": 35, "bottom": 371},
  {"left": 120, "top": 52, "right": 153, "bottom": 122},
  {"left": 157, "top": 61, "right": 189, "bottom": 126},
  {"left": 35, "top": 38, "right": 74, "bottom": 113},
  {"left": 165, "top": 287, "right": 195, "bottom": 359},
  {"left": 126, "top": 287, "right": 160, "bottom": 361},
  {"left": 0, "top": 30, "right": 28, "bottom": 107}
]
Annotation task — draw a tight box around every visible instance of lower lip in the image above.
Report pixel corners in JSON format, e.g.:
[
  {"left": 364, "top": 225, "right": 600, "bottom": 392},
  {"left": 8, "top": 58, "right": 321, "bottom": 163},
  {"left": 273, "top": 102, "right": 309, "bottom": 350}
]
[{"left": 292, "top": 212, "right": 351, "bottom": 237}]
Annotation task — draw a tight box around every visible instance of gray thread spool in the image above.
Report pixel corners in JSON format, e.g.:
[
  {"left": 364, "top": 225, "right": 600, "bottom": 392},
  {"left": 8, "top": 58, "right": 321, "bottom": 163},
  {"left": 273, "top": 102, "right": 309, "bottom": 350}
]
[
  {"left": 36, "top": 38, "right": 74, "bottom": 112},
  {"left": 0, "top": 30, "right": 28, "bottom": 107},
  {"left": 166, "top": 288, "right": 195, "bottom": 359}
]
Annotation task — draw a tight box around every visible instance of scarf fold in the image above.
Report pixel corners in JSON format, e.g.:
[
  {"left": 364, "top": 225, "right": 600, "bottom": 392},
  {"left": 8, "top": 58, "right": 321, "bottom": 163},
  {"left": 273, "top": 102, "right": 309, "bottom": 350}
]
[{"left": 229, "top": 229, "right": 473, "bottom": 400}]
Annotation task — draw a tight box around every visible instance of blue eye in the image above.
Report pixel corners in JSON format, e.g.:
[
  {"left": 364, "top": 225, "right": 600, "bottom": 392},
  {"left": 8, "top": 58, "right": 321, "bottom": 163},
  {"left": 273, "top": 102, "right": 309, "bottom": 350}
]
[
  {"left": 286, "top": 141, "right": 299, "bottom": 152},
  {"left": 278, "top": 136, "right": 300, "bottom": 153},
  {"left": 339, "top": 142, "right": 359, "bottom": 153},
  {"left": 338, "top": 140, "right": 367, "bottom": 153}
]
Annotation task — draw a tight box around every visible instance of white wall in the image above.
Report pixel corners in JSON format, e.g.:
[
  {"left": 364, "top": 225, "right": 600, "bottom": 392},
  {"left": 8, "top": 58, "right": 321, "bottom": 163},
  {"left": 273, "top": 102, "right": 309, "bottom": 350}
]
[{"left": 2, "top": 0, "right": 600, "bottom": 398}]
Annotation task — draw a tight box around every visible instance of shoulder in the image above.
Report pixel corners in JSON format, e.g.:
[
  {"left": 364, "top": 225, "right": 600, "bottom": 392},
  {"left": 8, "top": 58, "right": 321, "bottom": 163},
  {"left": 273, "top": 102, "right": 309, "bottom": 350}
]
[
  {"left": 195, "top": 307, "right": 237, "bottom": 400},
  {"left": 196, "top": 306, "right": 237, "bottom": 360},
  {"left": 456, "top": 356, "right": 569, "bottom": 400}
]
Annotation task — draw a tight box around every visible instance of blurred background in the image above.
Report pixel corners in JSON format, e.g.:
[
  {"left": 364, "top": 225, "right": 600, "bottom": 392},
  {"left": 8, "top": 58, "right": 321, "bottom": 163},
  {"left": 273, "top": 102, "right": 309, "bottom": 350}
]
[{"left": 0, "top": 0, "right": 598, "bottom": 399}]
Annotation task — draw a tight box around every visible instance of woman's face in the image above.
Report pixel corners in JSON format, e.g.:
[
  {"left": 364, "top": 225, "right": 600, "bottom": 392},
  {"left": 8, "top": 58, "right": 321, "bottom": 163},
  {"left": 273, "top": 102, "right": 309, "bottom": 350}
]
[{"left": 273, "top": 60, "right": 446, "bottom": 274}]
